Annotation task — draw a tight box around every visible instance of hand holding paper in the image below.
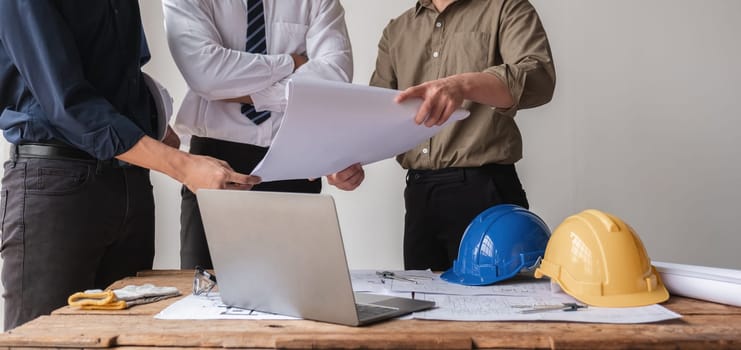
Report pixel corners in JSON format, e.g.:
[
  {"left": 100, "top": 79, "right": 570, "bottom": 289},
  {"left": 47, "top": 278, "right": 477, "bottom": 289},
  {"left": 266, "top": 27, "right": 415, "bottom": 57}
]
[
  {"left": 327, "top": 163, "right": 365, "bottom": 191},
  {"left": 395, "top": 76, "right": 467, "bottom": 127},
  {"left": 251, "top": 79, "right": 470, "bottom": 182}
]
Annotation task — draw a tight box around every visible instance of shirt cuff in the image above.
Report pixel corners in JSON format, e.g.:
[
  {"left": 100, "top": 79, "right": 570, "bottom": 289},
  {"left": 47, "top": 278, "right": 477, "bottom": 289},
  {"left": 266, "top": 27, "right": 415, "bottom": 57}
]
[
  {"left": 250, "top": 80, "right": 288, "bottom": 113},
  {"left": 483, "top": 65, "right": 524, "bottom": 114},
  {"left": 82, "top": 117, "right": 146, "bottom": 160},
  {"left": 249, "top": 54, "right": 293, "bottom": 113}
]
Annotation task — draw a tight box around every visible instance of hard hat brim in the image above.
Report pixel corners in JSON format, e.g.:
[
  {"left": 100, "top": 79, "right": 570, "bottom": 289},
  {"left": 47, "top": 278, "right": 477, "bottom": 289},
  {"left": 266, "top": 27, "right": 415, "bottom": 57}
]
[
  {"left": 141, "top": 72, "right": 173, "bottom": 141},
  {"left": 564, "top": 283, "right": 670, "bottom": 307},
  {"left": 537, "top": 265, "right": 670, "bottom": 307},
  {"left": 440, "top": 267, "right": 517, "bottom": 286}
]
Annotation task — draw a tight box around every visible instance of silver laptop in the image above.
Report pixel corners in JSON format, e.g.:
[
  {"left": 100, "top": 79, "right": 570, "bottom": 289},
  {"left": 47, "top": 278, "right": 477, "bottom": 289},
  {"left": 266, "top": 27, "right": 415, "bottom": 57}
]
[{"left": 196, "top": 189, "right": 435, "bottom": 326}]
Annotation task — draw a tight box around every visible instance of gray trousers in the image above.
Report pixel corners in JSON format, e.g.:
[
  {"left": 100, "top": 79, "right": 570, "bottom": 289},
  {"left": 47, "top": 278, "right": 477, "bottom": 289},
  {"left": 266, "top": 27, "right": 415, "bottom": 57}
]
[{"left": 0, "top": 155, "right": 155, "bottom": 330}]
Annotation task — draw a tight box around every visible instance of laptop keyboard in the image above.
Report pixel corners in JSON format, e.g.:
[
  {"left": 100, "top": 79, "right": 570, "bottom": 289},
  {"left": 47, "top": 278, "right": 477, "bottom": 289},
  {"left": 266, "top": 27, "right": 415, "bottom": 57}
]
[{"left": 356, "top": 303, "right": 398, "bottom": 320}]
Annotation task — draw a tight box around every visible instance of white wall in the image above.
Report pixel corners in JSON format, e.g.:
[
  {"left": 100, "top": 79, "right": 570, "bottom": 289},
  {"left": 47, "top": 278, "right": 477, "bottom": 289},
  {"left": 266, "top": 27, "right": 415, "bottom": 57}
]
[
  {"left": 140, "top": 0, "right": 741, "bottom": 271},
  {"left": 1, "top": 2, "right": 739, "bottom": 322},
  {"left": 139, "top": 0, "right": 741, "bottom": 270},
  {"left": 520, "top": 0, "right": 741, "bottom": 269}
]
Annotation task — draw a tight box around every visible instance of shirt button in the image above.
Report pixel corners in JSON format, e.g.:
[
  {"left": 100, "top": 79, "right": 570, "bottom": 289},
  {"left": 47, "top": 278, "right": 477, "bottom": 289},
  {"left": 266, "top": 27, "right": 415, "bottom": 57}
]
[
  {"left": 422, "top": 148, "right": 429, "bottom": 154},
  {"left": 436, "top": 22, "right": 442, "bottom": 28},
  {"left": 432, "top": 51, "right": 439, "bottom": 58}
]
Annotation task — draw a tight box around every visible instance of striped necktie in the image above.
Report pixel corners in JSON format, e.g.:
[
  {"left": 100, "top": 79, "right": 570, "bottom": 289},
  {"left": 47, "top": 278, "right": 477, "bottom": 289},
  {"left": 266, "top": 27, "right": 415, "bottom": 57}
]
[{"left": 241, "top": 0, "right": 271, "bottom": 125}]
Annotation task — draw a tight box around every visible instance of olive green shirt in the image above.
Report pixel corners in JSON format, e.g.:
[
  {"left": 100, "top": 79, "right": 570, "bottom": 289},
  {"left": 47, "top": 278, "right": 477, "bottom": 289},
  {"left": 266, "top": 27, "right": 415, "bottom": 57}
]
[{"left": 370, "top": 0, "right": 555, "bottom": 170}]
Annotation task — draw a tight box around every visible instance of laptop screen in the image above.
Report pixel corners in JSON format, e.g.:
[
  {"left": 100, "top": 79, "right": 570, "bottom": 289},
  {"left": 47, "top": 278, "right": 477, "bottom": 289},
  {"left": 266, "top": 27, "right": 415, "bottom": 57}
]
[{"left": 197, "top": 190, "right": 360, "bottom": 325}]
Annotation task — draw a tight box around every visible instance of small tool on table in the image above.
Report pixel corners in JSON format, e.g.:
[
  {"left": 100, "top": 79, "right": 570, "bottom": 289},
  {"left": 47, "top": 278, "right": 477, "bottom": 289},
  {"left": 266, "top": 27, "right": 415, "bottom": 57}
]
[
  {"left": 193, "top": 265, "right": 218, "bottom": 296},
  {"left": 376, "top": 270, "right": 420, "bottom": 284},
  {"left": 514, "top": 302, "right": 587, "bottom": 314}
]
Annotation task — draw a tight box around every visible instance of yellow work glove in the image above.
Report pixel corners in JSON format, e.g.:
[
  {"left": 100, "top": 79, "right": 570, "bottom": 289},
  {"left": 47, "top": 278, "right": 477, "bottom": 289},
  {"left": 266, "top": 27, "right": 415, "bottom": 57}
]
[{"left": 68, "top": 284, "right": 180, "bottom": 310}]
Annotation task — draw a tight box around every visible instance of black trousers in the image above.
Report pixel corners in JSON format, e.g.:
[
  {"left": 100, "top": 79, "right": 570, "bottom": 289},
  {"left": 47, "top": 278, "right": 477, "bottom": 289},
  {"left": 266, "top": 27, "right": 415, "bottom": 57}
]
[
  {"left": 403, "top": 164, "right": 529, "bottom": 271},
  {"left": 180, "top": 136, "right": 321, "bottom": 269},
  {"left": 0, "top": 149, "right": 154, "bottom": 330}
]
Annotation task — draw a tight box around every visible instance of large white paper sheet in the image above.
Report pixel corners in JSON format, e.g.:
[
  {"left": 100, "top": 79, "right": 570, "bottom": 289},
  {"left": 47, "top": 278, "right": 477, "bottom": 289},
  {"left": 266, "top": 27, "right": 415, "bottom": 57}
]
[
  {"left": 155, "top": 271, "right": 681, "bottom": 323},
  {"left": 391, "top": 274, "right": 548, "bottom": 296},
  {"left": 350, "top": 269, "right": 434, "bottom": 295},
  {"left": 154, "top": 293, "right": 297, "bottom": 320},
  {"left": 375, "top": 272, "right": 680, "bottom": 323},
  {"left": 251, "top": 79, "right": 470, "bottom": 181},
  {"left": 654, "top": 261, "right": 741, "bottom": 307},
  {"left": 155, "top": 272, "right": 415, "bottom": 321},
  {"left": 413, "top": 294, "right": 681, "bottom": 323}
]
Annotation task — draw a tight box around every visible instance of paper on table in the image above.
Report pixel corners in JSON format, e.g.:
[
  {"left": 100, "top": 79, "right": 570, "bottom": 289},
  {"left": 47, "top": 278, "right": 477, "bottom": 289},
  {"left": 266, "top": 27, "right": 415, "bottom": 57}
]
[
  {"left": 396, "top": 273, "right": 681, "bottom": 323},
  {"left": 155, "top": 272, "right": 416, "bottom": 320},
  {"left": 154, "top": 293, "right": 297, "bottom": 320},
  {"left": 154, "top": 272, "right": 681, "bottom": 323},
  {"left": 350, "top": 270, "right": 388, "bottom": 293},
  {"left": 391, "top": 274, "right": 549, "bottom": 296},
  {"left": 351, "top": 269, "right": 434, "bottom": 296},
  {"left": 251, "top": 78, "right": 470, "bottom": 182},
  {"left": 413, "top": 293, "right": 681, "bottom": 323},
  {"left": 654, "top": 261, "right": 741, "bottom": 307}
]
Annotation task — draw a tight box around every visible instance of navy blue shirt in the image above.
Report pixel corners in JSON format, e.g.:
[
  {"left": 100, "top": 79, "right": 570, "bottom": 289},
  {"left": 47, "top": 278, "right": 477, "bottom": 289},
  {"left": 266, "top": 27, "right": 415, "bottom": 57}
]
[{"left": 0, "top": 0, "right": 156, "bottom": 160}]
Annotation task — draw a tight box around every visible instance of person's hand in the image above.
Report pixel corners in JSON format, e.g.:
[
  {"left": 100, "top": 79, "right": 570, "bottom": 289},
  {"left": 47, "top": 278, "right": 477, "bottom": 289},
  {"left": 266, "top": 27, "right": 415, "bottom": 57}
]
[
  {"left": 327, "top": 163, "right": 365, "bottom": 191},
  {"left": 116, "top": 136, "right": 261, "bottom": 192},
  {"left": 291, "top": 53, "right": 308, "bottom": 71},
  {"left": 222, "top": 95, "right": 254, "bottom": 104},
  {"left": 162, "top": 125, "right": 181, "bottom": 149},
  {"left": 181, "top": 154, "right": 261, "bottom": 192},
  {"left": 395, "top": 76, "right": 465, "bottom": 127}
]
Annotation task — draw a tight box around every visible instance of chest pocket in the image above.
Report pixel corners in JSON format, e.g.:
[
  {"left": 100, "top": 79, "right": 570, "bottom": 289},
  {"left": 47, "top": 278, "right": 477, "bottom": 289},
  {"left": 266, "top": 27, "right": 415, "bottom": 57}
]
[
  {"left": 442, "top": 32, "right": 492, "bottom": 74},
  {"left": 270, "top": 22, "right": 309, "bottom": 54}
]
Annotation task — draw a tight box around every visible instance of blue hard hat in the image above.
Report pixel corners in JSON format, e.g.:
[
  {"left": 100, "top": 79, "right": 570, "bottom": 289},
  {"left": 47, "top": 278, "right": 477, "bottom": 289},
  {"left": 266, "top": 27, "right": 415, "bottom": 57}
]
[{"left": 441, "top": 204, "right": 551, "bottom": 286}]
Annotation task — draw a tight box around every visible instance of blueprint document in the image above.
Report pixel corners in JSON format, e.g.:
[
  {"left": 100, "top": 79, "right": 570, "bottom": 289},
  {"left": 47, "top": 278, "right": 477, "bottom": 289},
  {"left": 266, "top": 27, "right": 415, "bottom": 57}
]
[
  {"left": 391, "top": 274, "right": 552, "bottom": 296},
  {"left": 413, "top": 294, "right": 681, "bottom": 323},
  {"left": 350, "top": 269, "right": 436, "bottom": 294},
  {"left": 154, "top": 272, "right": 416, "bottom": 320},
  {"left": 251, "top": 79, "right": 470, "bottom": 182},
  {"left": 154, "top": 293, "right": 296, "bottom": 320},
  {"left": 354, "top": 271, "right": 680, "bottom": 323},
  {"left": 155, "top": 271, "right": 681, "bottom": 323}
]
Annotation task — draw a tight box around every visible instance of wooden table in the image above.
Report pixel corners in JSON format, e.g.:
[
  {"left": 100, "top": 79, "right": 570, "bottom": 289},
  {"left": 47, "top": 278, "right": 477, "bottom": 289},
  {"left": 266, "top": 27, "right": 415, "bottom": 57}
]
[{"left": 0, "top": 270, "right": 739, "bottom": 349}]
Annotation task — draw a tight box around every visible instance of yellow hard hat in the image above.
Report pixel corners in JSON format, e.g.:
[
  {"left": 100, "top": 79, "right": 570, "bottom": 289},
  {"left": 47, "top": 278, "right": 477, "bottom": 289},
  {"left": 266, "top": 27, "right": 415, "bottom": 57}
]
[{"left": 534, "top": 209, "right": 669, "bottom": 307}]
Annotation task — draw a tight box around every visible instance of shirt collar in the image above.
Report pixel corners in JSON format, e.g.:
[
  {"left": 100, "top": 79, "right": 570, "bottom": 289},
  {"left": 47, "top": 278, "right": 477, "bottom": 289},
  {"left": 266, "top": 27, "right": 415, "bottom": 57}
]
[
  {"left": 415, "top": 0, "right": 434, "bottom": 16},
  {"left": 415, "top": 0, "right": 477, "bottom": 17}
]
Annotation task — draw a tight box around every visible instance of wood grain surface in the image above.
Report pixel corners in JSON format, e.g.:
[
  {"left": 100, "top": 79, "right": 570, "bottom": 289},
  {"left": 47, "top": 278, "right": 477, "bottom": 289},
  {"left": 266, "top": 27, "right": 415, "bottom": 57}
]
[{"left": 0, "top": 270, "right": 738, "bottom": 350}]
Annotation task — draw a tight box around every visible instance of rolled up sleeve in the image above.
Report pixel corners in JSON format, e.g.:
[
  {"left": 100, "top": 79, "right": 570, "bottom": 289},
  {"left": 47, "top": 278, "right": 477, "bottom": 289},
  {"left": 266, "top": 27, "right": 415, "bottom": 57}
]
[
  {"left": 483, "top": 0, "right": 556, "bottom": 110},
  {"left": 369, "top": 23, "right": 398, "bottom": 90}
]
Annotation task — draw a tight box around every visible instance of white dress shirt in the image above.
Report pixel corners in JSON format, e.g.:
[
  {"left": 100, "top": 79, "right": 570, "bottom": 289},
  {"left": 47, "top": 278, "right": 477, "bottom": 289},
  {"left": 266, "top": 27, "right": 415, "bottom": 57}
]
[{"left": 163, "top": 0, "right": 353, "bottom": 146}]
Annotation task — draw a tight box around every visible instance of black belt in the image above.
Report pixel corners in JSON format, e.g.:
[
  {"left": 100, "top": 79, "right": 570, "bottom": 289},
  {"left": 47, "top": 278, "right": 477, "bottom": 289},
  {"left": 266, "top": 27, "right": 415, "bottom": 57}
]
[
  {"left": 14, "top": 143, "right": 96, "bottom": 161},
  {"left": 12, "top": 142, "right": 133, "bottom": 168},
  {"left": 406, "top": 164, "right": 516, "bottom": 184}
]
